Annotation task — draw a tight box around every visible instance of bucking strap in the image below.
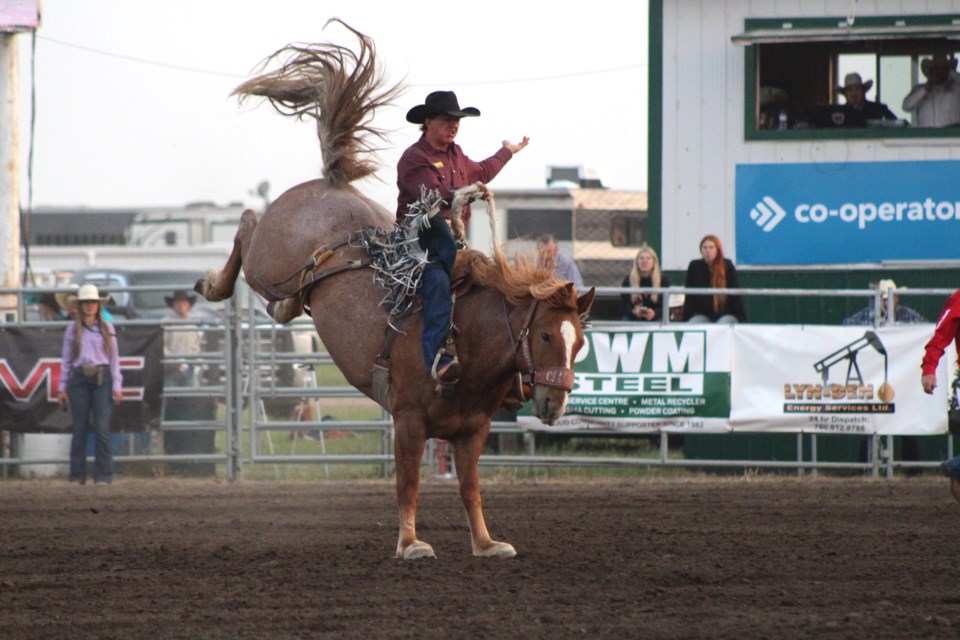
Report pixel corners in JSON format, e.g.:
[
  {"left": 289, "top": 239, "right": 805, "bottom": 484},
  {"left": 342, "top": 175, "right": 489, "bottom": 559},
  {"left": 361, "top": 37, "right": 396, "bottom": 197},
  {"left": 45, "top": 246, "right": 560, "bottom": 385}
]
[
  {"left": 371, "top": 324, "right": 402, "bottom": 414},
  {"left": 300, "top": 259, "right": 371, "bottom": 292},
  {"left": 376, "top": 325, "right": 400, "bottom": 365},
  {"left": 274, "top": 239, "right": 352, "bottom": 287}
]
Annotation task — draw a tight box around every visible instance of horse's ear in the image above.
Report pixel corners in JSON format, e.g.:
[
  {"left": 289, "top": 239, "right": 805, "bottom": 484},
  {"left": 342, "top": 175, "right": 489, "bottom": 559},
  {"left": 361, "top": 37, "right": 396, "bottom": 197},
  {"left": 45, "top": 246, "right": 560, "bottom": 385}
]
[{"left": 577, "top": 287, "right": 596, "bottom": 316}]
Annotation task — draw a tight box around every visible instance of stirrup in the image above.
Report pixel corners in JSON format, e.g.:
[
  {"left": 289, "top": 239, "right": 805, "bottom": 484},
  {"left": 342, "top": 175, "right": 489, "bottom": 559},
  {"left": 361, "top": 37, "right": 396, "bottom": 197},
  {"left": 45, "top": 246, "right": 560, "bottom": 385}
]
[{"left": 431, "top": 352, "right": 461, "bottom": 398}]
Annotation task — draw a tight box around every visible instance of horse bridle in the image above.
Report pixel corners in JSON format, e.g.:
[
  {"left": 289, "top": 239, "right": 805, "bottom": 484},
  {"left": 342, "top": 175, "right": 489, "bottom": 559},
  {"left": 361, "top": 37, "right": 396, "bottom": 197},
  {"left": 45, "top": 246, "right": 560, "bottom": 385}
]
[{"left": 502, "top": 297, "right": 575, "bottom": 398}]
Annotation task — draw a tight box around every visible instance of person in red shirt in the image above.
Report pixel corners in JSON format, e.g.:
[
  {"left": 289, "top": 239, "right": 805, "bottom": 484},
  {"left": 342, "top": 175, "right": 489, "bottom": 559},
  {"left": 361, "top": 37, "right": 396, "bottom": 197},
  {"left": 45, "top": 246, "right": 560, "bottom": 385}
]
[
  {"left": 921, "top": 289, "right": 960, "bottom": 500},
  {"left": 396, "top": 90, "right": 528, "bottom": 387}
]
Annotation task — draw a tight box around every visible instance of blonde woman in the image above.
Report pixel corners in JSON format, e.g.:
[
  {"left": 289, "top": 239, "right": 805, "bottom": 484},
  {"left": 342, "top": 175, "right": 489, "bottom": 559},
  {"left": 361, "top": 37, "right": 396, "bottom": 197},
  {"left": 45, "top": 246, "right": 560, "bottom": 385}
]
[
  {"left": 620, "top": 245, "right": 670, "bottom": 321},
  {"left": 57, "top": 284, "right": 123, "bottom": 485}
]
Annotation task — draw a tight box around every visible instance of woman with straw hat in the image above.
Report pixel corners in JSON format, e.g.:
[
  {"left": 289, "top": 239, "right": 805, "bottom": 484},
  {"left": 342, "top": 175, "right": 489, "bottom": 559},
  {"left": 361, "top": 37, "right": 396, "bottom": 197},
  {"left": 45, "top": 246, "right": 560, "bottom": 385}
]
[{"left": 56, "top": 283, "right": 124, "bottom": 485}]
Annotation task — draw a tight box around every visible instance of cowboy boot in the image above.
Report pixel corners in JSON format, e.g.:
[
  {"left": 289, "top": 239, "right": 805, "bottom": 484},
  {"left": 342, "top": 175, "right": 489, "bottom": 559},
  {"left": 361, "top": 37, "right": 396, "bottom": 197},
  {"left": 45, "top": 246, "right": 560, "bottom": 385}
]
[{"left": 433, "top": 326, "right": 462, "bottom": 383}]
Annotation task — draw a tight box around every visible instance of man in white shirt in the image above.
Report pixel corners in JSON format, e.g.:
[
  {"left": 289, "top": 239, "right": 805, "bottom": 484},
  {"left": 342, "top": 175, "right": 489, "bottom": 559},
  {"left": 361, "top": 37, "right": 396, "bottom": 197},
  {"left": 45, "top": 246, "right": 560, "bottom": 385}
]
[{"left": 902, "top": 55, "right": 960, "bottom": 128}]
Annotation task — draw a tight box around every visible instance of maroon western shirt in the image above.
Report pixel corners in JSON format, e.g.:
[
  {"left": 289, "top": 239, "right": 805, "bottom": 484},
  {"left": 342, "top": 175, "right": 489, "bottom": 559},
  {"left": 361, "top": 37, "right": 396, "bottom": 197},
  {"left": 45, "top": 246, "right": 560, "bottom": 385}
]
[{"left": 396, "top": 134, "right": 513, "bottom": 225}]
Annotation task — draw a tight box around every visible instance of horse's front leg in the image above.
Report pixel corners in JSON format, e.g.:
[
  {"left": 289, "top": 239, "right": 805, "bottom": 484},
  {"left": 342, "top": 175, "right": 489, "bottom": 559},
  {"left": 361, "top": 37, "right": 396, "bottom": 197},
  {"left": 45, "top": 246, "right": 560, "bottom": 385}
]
[
  {"left": 452, "top": 427, "right": 516, "bottom": 558},
  {"left": 393, "top": 416, "right": 434, "bottom": 559}
]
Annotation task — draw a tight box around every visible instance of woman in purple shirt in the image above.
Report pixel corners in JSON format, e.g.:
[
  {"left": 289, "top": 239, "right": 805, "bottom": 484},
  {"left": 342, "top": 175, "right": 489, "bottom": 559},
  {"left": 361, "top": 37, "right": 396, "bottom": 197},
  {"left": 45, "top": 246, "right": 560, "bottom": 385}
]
[{"left": 57, "top": 284, "right": 123, "bottom": 485}]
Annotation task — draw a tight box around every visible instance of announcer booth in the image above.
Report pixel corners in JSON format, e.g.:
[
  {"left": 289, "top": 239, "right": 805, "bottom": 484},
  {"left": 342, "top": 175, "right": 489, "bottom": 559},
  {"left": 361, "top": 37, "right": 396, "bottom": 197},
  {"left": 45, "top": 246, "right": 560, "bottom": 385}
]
[{"left": 645, "top": 1, "right": 960, "bottom": 471}]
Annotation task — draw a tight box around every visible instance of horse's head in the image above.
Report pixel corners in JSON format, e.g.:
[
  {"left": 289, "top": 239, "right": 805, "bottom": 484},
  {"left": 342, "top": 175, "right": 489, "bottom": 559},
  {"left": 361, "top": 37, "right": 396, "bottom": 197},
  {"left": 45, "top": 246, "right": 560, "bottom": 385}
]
[{"left": 520, "top": 284, "right": 595, "bottom": 425}]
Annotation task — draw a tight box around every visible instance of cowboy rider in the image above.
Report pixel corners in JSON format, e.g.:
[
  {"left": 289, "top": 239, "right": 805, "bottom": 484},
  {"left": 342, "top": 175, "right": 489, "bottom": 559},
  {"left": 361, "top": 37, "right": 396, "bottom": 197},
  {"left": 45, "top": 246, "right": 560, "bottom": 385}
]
[{"left": 396, "top": 90, "right": 528, "bottom": 387}]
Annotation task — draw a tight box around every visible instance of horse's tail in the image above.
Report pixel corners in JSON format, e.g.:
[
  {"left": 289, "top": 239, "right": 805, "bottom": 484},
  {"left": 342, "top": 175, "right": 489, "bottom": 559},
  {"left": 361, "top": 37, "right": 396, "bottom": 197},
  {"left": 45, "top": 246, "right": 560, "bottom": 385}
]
[{"left": 232, "top": 18, "right": 403, "bottom": 188}]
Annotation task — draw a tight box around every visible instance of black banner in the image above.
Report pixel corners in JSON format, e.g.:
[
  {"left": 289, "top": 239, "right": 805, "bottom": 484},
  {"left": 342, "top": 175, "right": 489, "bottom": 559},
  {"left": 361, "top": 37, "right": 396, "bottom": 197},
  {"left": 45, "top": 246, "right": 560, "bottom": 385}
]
[{"left": 0, "top": 324, "right": 163, "bottom": 434}]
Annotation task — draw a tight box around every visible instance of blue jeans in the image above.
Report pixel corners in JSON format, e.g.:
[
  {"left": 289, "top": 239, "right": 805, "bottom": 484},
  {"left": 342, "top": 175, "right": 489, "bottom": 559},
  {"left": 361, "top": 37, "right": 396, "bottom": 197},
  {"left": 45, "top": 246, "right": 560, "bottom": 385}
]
[
  {"left": 420, "top": 264, "right": 453, "bottom": 371},
  {"left": 68, "top": 369, "right": 114, "bottom": 484}
]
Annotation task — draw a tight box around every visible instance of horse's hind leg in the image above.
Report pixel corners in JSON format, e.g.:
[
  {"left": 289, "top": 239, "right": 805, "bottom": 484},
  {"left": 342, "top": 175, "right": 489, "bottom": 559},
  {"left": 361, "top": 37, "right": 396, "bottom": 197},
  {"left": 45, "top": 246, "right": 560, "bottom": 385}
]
[
  {"left": 194, "top": 209, "right": 258, "bottom": 302},
  {"left": 453, "top": 427, "right": 516, "bottom": 558},
  {"left": 266, "top": 297, "right": 304, "bottom": 324}
]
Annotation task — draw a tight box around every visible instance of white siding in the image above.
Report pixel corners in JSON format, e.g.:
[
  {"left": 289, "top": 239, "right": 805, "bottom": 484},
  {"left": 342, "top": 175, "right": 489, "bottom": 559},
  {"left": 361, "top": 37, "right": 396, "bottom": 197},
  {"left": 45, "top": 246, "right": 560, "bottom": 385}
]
[{"left": 660, "top": 0, "right": 960, "bottom": 270}]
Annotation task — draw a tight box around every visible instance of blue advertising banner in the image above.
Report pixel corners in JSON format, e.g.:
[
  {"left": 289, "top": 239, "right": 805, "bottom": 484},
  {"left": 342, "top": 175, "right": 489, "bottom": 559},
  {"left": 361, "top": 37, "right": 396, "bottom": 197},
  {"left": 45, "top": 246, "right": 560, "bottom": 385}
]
[{"left": 735, "top": 160, "right": 960, "bottom": 265}]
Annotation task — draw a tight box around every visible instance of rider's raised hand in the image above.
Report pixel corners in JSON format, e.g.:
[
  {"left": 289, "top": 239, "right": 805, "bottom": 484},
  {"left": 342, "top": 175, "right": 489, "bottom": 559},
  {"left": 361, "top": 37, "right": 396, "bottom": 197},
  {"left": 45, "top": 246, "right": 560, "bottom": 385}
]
[{"left": 502, "top": 136, "right": 530, "bottom": 154}]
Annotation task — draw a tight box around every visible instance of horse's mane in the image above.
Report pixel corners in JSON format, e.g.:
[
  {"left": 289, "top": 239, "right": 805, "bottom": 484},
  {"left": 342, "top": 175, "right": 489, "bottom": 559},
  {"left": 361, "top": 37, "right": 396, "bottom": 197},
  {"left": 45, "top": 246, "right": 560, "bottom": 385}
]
[
  {"left": 456, "top": 248, "right": 577, "bottom": 311},
  {"left": 232, "top": 18, "right": 403, "bottom": 188}
]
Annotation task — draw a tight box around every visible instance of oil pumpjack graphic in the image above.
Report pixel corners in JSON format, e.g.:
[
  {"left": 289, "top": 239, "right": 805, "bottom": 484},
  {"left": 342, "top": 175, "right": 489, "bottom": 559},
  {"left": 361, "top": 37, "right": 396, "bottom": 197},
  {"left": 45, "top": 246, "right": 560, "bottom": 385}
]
[{"left": 813, "top": 331, "right": 894, "bottom": 402}]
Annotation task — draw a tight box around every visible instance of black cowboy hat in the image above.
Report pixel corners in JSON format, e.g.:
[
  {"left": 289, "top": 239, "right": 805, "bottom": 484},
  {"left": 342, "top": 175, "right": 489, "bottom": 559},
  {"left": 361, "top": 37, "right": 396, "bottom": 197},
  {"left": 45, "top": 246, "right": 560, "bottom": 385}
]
[
  {"left": 921, "top": 54, "right": 959, "bottom": 78},
  {"left": 36, "top": 292, "right": 60, "bottom": 309},
  {"left": 165, "top": 290, "right": 197, "bottom": 307},
  {"left": 406, "top": 91, "right": 480, "bottom": 124}
]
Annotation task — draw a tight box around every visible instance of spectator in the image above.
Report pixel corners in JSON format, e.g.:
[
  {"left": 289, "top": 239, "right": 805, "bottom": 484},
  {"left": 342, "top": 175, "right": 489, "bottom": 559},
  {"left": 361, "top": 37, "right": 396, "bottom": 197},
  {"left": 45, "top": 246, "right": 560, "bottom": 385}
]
[
  {"left": 845, "top": 279, "right": 926, "bottom": 474},
  {"left": 835, "top": 72, "right": 898, "bottom": 127},
  {"left": 162, "top": 289, "right": 216, "bottom": 476},
  {"left": 55, "top": 285, "right": 80, "bottom": 321},
  {"left": 682, "top": 234, "right": 747, "bottom": 324},
  {"left": 56, "top": 284, "right": 123, "bottom": 485},
  {"left": 902, "top": 54, "right": 960, "bottom": 128},
  {"left": 163, "top": 290, "right": 202, "bottom": 382},
  {"left": 620, "top": 245, "right": 670, "bottom": 321},
  {"left": 36, "top": 292, "right": 66, "bottom": 321},
  {"left": 758, "top": 86, "right": 789, "bottom": 130},
  {"left": 842, "top": 279, "right": 926, "bottom": 326},
  {"left": 396, "top": 89, "right": 528, "bottom": 387},
  {"left": 920, "top": 289, "right": 960, "bottom": 501},
  {"left": 537, "top": 233, "right": 584, "bottom": 289}
]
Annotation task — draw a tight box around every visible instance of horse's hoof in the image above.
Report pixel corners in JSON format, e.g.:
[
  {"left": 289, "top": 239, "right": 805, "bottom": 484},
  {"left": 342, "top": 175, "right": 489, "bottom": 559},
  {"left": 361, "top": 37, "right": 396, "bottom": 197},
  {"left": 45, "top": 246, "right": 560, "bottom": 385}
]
[
  {"left": 474, "top": 542, "right": 516, "bottom": 558},
  {"left": 399, "top": 541, "right": 436, "bottom": 560}
]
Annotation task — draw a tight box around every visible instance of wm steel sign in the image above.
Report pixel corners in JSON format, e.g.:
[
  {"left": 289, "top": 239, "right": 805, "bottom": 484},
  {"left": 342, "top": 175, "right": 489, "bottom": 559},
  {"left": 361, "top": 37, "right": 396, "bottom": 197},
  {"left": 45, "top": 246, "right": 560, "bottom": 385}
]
[
  {"left": 520, "top": 326, "right": 733, "bottom": 432},
  {"left": 735, "top": 160, "right": 960, "bottom": 265}
]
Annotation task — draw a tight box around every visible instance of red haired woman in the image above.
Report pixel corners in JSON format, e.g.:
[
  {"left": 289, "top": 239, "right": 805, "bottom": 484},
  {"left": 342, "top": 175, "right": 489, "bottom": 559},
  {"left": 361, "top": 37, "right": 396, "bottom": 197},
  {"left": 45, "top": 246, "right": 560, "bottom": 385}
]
[{"left": 682, "top": 235, "right": 747, "bottom": 323}]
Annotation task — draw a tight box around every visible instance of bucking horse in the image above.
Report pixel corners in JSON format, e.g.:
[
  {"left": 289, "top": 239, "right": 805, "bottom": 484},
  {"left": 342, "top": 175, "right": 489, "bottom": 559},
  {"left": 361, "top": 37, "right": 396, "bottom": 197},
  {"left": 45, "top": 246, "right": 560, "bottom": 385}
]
[{"left": 195, "top": 20, "right": 594, "bottom": 559}]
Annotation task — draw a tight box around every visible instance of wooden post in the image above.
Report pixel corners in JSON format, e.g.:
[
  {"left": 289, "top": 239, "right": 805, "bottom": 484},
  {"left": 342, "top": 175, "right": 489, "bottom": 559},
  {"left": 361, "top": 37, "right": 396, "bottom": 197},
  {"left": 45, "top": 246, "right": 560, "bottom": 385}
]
[{"left": 0, "top": 33, "right": 19, "bottom": 320}]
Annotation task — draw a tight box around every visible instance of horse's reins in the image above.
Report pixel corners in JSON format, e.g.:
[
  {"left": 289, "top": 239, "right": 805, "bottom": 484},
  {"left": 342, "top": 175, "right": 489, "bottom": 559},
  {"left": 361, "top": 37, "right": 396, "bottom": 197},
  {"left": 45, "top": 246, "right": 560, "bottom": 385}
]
[{"left": 502, "top": 296, "right": 576, "bottom": 400}]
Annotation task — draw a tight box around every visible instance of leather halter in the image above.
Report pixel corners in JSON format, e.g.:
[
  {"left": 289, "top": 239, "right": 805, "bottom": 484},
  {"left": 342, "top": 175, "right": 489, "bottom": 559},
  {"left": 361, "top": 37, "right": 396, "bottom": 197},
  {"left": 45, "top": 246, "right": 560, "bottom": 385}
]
[{"left": 505, "top": 297, "right": 576, "bottom": 396}]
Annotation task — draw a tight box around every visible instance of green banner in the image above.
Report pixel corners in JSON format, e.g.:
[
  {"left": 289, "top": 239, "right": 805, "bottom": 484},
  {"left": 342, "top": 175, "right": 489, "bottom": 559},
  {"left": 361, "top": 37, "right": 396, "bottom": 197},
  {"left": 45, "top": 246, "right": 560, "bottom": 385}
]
[{"left": 520, "top": 325, "right": 732, "bottom": 432}]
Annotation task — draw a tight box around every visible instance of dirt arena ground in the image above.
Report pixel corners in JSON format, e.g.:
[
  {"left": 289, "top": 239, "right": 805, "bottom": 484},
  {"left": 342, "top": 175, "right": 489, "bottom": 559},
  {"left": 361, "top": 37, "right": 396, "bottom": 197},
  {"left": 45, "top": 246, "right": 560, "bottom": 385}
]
[{"left": 1, "top": 476, "right": 958, "bottom": 639}]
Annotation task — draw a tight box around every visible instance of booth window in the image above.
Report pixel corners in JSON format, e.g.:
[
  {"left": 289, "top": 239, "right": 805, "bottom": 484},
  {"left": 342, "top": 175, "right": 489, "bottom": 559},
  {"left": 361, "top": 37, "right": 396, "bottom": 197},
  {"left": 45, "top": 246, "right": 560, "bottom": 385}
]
[
  {"left": 610, "top": 215, "right": 646, "bottom": 247},
  {"left": 506, "top": 209, "right": 572, "bottom": 241},
  {"left": 733, "top": 14, "right": 960, "bottom": 139}
]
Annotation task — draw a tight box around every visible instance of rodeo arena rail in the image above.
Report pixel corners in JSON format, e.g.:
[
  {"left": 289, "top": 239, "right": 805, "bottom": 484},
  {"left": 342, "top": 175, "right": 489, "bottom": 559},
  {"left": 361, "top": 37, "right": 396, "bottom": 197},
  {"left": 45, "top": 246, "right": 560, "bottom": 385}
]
[{"left": 0, "top": 281, "right": 957, "bottom": 481}]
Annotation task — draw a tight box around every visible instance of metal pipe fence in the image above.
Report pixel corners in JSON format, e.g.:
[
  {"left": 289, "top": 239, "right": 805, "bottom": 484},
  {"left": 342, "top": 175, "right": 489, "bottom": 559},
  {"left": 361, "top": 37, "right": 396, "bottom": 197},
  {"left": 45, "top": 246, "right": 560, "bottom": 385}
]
[{"left": 1, "top": 282, "right": 955, "bottom": 480}]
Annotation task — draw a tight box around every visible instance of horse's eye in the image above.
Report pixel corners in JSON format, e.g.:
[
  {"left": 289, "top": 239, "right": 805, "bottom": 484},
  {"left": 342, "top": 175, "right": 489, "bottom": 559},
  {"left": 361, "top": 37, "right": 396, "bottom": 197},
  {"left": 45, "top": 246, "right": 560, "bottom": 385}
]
[{"left": 540, "top": 331, "right": 551, "bottom": 343}]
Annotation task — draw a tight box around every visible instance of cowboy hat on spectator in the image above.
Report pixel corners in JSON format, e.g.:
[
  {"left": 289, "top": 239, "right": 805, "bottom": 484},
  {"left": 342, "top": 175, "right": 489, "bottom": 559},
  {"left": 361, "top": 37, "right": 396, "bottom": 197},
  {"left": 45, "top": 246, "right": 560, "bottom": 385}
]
[
  {"left": 838, "top": 72, "right": 873, "bottom": 95},
  {"left": 876, "top": 279, "right": 898, "bottom": 298},
  {"left": 920, "top": 55, "right": 958, "bottom": 80},
  {"left": 76, "top": 283, "right": 109, "bottom": 303},
  {"left": 165, "top": 290, "right": 197, "bottom": 308},
  {"left": 55, "top": 284, "right": 79, "bottom": 311}
]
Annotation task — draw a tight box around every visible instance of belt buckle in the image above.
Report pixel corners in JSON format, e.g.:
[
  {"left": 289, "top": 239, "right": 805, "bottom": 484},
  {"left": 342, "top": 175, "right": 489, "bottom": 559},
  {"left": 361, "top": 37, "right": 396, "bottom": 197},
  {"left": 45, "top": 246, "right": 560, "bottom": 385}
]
[{"left": 81, "top": 364, "right": 98, "bottom": 377}]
